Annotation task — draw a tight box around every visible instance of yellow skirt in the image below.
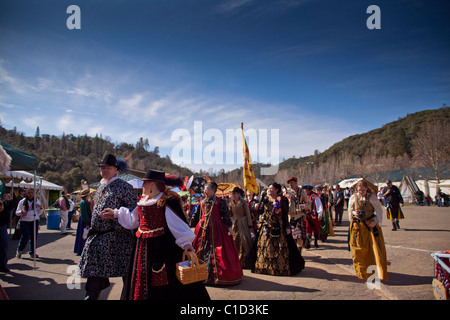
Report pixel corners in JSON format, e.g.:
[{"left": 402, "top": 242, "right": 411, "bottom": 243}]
[{"left": 349, "top": 219, "right": 388, "bottom": 281}]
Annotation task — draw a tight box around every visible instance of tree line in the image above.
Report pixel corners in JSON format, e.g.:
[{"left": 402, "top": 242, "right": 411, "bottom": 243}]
[{"left": 0, "top": 126, "right": 193, "bottom": 192}]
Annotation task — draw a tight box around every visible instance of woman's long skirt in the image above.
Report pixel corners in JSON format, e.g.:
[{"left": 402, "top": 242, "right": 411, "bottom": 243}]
[
  {"left": 121, "top": 231, "right": 210, "bottom": 300},
  {"left": 349, "top": 218, "right": 388, "bottom": 281}
]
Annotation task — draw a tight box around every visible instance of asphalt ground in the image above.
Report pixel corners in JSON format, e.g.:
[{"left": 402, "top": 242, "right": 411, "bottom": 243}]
[{"left": 1, "top": 205, "right": 449, "bottom": 302}]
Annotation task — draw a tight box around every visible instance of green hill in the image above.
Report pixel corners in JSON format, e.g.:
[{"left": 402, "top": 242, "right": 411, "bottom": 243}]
[
  {"left": 211, "top": 106, "right": 450, "bottom": 186},
  {"left": 0, "top": 126, "right": 193, "bottom": 192}
]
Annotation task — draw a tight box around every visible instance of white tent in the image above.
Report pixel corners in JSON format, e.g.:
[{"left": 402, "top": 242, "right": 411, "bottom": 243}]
[
  {"left": 0, "top": 170, "right": 36, "bottom": 182},
  {"left": 399, "top": 176, "right": 421, "bottom": 203},
  {"left": 19, "top": 179, "right": 64, "bottom": 191}
]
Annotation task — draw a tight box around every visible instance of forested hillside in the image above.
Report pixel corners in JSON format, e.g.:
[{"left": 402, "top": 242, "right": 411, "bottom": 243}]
[
  {"left": 214, "top": 106, "right": 450, "bottom": 186},
  {"left": 0, "top": 126, "right": 193, "bottom": 192}
]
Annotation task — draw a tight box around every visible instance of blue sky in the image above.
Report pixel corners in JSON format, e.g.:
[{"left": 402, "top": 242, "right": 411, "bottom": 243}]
[{"left": 0, "top": 0, "right": 449, "bottom": 173}]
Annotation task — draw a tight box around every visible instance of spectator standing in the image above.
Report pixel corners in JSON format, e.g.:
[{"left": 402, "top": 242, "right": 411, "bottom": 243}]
[
  {"left": 0, "top": 194, "right": 13, "bottom": 272},
  {"left": 66, "top": 194, "right": 75, "bottom": 230},
  {"left": 383, "top": 180, "right": 404, "bottom": 231},
  {"left": 334, "top": 185, "right": 344, "bottom": 225},
  {"left": 15, "top": 188, "right": 42, "bottom": 258},
  {"left": 74, "top": 188, "right": 92, "bottom": 256},
  {"left": 344, "top": 187, "right": 352, "bottom": 209},
  {"left": 58, "top": 191, "right": 70, "bottom": 234}
]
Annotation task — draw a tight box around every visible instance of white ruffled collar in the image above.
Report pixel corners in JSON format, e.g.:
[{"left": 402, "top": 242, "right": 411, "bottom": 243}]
[
  {"left": 100, "top": 175, "right": 118, "bottom": 186},
  {"left": 138, "top": 192, "right": 163, "bottom": 206}
]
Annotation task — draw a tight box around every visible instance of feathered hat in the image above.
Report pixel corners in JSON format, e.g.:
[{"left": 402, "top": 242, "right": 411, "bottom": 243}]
[
  {"left": 142, "top": 169, "right": 183, "bottom": 188},
  {"left": 98, "top": 154, "right": 129, "bottom": 173}
]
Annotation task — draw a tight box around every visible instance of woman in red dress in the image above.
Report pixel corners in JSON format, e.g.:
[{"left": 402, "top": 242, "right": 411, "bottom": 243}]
[{"left": 191, "top": 182, "right": 242, "bottom": 285}]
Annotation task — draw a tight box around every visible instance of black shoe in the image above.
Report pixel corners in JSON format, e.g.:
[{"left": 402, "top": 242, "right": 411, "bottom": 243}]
[
  {"left": 396, "top": 220, "right": 400, "bottom": 229},
  {"left": 392, "top": 222, "right": 397, "bottom": 231},
  {"left": 0, "top": 266, "right": 10, "bottom": 273},
  {"left": 304, "top": 238, "right": 311, "bottom": 249}
]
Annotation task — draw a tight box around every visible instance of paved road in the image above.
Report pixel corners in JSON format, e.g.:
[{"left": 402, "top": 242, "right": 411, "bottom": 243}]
[{"left": 1, "top": 205, "right": 448, "bottom": 300}]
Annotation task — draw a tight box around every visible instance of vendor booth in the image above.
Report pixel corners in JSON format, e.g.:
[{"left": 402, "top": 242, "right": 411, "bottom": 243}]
[{"left": 0, "top": 140, "right": 39, "bottom": 268}]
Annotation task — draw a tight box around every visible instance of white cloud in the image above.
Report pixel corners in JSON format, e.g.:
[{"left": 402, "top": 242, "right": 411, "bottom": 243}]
[
  {"left": 0, "top": 57, "right": 357, "bottom": 173},
  {"left": 0, "top": 60, "right": 28, "bottom": 94},
  {"left": 23, "top": 116, "right": 46, "bottom": 129}
]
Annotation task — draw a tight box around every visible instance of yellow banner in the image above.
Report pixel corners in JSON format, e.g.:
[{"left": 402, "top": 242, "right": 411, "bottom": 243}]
[{"left": 241, "top": 123, "right": 258, "bottom": 194}]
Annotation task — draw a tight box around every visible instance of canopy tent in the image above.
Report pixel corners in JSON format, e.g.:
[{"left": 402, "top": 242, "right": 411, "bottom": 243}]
[
  {"left": 0, "top": 140, "right": 39, "bottom": 269},
  {"left": 0, "top": 140, "right": 36, "bottom": 171},
  {"left": 0, "top": 170, "right": 36, "bottom": 183},
  {"left": 341, "top": 164, "right": 450, "bottom": 199},
  {"left": 399, "top": 175, "right": 421, "bottom": 203},
  {"left": 18, "top": 179, "right": 64, "bottom": 191}
]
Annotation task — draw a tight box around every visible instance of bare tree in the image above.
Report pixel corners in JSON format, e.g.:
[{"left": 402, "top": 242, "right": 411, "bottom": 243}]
[{"left": 412, "top": 119, "right": 450, "bottom": 182}]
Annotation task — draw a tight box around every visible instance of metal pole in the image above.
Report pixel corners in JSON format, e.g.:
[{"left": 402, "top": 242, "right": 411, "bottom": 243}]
[
  {"left": 33, "top": 170, "right": 37, "bottom": 270},
  {"left": 9, "top": 179, "right": 13, "bottom": 237}
]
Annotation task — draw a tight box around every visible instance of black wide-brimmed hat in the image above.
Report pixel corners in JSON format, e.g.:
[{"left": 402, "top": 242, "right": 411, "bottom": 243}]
[
  {"left": 142, "top": 169, "right": 166, "bottom": 183},
  {"left": 98, "top": 154, "right": 119, "bottom": 168}
]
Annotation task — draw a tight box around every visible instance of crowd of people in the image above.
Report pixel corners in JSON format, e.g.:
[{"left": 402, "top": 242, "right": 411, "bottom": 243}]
[{"left": 0, "top": 152, "right": 444, "bottom": 300}]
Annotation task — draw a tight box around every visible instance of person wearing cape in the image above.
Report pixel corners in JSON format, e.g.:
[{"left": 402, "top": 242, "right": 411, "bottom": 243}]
[{"left": 190, "top": 181, "right": 242, "bottom": 285}]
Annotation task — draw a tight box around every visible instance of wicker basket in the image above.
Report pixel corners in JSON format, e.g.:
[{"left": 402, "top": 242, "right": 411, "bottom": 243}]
[{"left": 176, "top": 251, "right": 208, "bottom": 285}]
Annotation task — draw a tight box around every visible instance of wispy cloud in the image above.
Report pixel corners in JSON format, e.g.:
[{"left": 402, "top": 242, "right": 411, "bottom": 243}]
[
  {"left": 0, "top": 56, "right": 356, "bottom": 171},
  {"left": 215, "top": 0, "right": 253, "bottom": 13},
  {"left": 0, "top": 60, "right": 29, "bottom": 94},
  {"left": 214, "top": 0, "right": 309, "bottom": 17}
]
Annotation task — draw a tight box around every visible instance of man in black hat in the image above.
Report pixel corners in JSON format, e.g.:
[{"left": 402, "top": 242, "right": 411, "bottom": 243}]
[
  {"left": 78, "top": 154, "right": 137, "bottom": 300},
  {"left": 383, "top": 180, "right": 404, "bottom": 231}
]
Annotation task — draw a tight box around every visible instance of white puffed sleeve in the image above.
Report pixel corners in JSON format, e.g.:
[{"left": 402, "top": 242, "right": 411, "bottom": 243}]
[
  {"left": 315, "top": 196, "right": 323, "bottom": 218},
  {"left": 165, "top": 207, "right": 195, "bottom": 249},
  {"left": 369, "top": 193, "right": 383, "bottom": 226},
  {"left": 114, "top": 206, "right": 140, "bottom": 230}
]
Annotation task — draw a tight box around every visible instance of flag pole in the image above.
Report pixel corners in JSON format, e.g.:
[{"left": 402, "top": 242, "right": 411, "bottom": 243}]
[{"left": 241, "top": 122, "right": 258, "bottom": 195}]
